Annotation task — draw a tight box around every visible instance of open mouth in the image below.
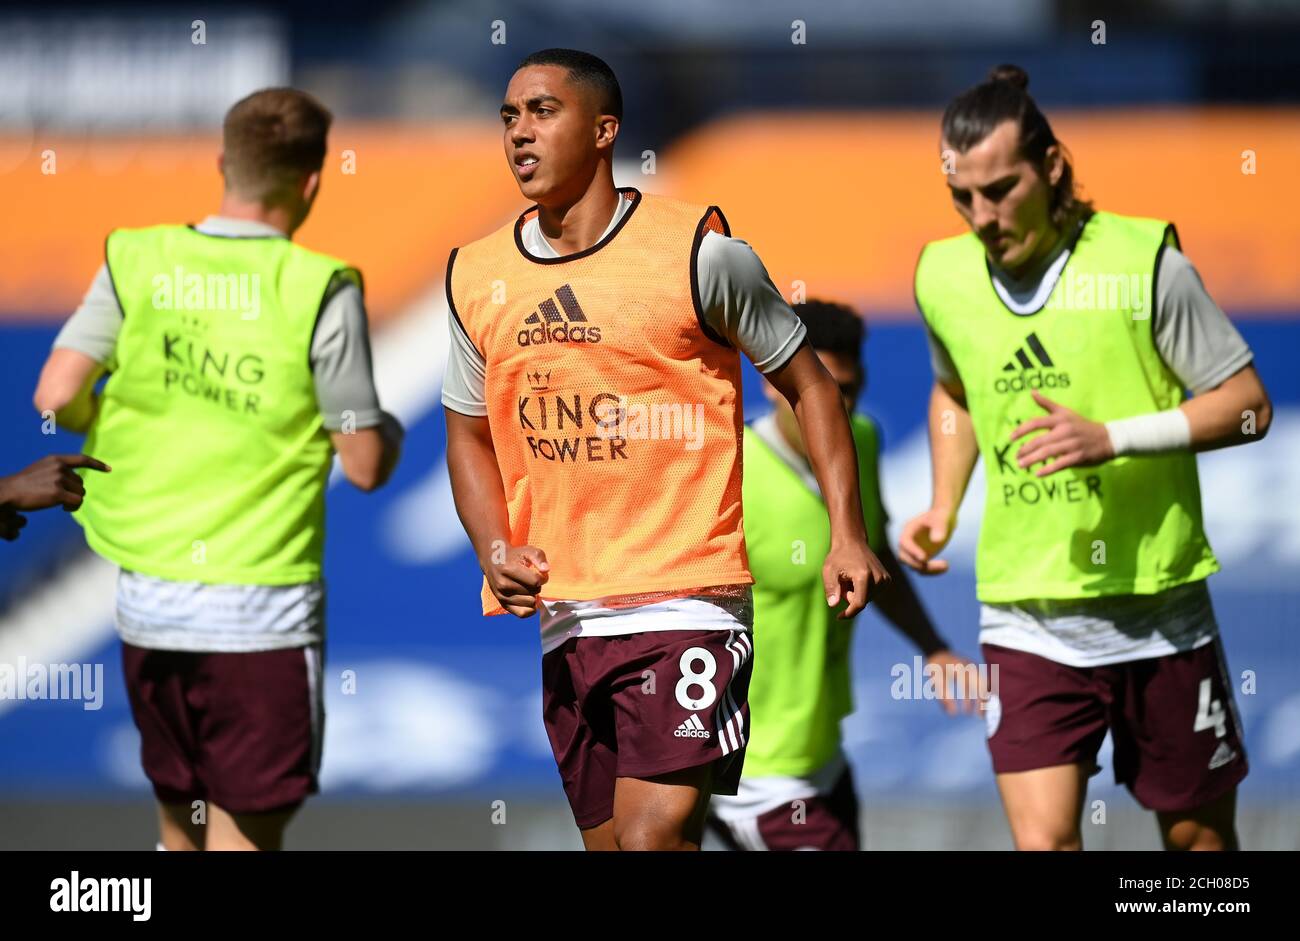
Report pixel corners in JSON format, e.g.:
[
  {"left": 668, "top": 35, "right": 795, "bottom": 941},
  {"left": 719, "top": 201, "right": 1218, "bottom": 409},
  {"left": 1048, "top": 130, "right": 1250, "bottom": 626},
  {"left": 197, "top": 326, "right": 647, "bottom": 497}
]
[{"left": 515, "top": 153, "right": 539, "bottom": 180}]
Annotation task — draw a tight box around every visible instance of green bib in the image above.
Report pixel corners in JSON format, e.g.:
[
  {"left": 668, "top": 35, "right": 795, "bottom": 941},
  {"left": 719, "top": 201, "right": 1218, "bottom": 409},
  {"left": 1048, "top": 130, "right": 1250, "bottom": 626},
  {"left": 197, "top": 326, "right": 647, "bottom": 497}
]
[
  {"left": 76, "top": 224, "right": 358, "bottom": 584},
  {"left": 915, "top": 211, "right": 1218, "bottom": 602},
  {"left": 740, "top": 415, "right": 888, "bottom": 778}
]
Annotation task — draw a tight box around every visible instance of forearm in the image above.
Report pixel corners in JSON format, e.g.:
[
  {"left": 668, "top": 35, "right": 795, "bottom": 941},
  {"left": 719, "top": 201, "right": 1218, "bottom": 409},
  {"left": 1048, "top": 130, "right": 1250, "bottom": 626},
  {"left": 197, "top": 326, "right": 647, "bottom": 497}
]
[
  {"left": 874, "top": 546, "right": 949, "bottom": 656},
  {"left": 1181, "top": 366, "right": 1272, "bottom": 451},
  {"left": 794, "top": 379, "right": 868, "bottom": 547},
  {"left": 929, "top": 382, "right": 978, "bottom": 513},
  {"left": 33, "top": 350, "right": 104, "bottom": 435},
  {"left": 445, "top": 414, "right": 513, "bottom": 565},
  {"left": 1106, "top": 366, "right": 1272, "bottom": 457}
]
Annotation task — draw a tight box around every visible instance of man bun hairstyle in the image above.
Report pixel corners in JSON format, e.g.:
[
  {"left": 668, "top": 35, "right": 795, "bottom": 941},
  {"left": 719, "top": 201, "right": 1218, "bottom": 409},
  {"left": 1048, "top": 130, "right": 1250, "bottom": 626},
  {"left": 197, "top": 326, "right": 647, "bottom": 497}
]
[
  {"left": 941, "top": 64, "right": 1093, "bottom": 228},
  {"left": 986, "top": 63, "right": 1029, "bottom": 91}
]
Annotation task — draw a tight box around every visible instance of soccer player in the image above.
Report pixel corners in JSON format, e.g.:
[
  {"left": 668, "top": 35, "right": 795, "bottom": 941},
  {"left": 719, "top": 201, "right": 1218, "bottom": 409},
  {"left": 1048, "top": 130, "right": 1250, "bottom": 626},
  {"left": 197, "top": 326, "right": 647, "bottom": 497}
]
[
  {"left": 0, "top": 455, "right": 109, "bottom": 540},
  {"left": 32, "top": 88, "right": 403, "bottom": 850},
  {"left": 708, "top": 300, "right": 975, "bottom": 852},
  {"left": 442, "top": 49, "right": 888, "bottom": 851},
  {"left": 901, "top": 65, "right": 1272, "bottom": 850}
]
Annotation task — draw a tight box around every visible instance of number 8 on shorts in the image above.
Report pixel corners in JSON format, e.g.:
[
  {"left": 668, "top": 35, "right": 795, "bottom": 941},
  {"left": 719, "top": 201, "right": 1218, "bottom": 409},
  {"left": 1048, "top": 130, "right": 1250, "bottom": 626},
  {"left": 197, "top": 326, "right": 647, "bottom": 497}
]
[{"left": 676, "top": 647, "right": 718, "bottom": 711}]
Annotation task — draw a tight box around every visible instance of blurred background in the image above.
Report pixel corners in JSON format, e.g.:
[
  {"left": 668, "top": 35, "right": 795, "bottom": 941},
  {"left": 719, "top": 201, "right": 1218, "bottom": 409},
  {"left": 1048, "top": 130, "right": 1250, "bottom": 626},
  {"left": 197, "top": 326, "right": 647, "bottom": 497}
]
[{"left": 1, "top": 0, "right": 1298, "bottom": 850}]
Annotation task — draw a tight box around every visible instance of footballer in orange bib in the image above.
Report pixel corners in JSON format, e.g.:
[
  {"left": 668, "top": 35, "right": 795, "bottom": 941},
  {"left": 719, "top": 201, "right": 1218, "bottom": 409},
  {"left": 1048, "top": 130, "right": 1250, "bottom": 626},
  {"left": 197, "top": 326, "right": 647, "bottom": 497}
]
[{"left": 442, "top": 49, "right": 888, "bottom": 850}]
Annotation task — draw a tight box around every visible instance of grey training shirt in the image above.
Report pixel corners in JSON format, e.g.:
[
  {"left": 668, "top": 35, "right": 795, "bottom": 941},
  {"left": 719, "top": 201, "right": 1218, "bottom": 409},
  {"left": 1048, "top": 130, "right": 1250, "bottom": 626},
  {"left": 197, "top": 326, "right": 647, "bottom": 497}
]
[{"left": 441, "top": 195, "right": 808, "bottom": 417}]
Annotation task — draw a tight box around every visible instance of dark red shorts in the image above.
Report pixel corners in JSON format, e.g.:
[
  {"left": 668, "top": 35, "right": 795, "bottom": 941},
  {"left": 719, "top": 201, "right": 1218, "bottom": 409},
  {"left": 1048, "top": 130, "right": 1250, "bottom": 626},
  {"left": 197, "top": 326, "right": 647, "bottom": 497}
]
[
  {"left": 981, "top": 639, "right": 1248, "bottom": 813},
  {"left": 708, "top": 768, "right": 861, "bottom": 851},
  {"left": 121, "top": 641, "right": 324, "bottom": 815},
  {"left": 542, "top": 628, "right": 754, "bottom": 829}
]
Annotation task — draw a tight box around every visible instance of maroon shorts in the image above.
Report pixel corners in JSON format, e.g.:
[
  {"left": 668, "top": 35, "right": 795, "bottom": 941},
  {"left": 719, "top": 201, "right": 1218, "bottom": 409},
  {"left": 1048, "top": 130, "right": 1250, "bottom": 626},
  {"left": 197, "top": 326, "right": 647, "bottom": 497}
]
[
  {"left": 542, "top": 628, "right": 754, "bottom": 829},
  {"left": 982, "top": 639, "right": 1248, "bottom": 813},
  {"left": 121, "top": 641, "right": 324, "bottom": 815},
  {"left": 708, "top": 769, "right": 861, "bottom": 851}
]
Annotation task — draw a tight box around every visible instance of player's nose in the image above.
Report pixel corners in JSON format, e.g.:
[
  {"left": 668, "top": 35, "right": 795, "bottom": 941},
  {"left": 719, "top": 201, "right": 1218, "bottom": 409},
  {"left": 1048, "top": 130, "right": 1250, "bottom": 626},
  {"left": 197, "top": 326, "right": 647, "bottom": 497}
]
[
  {"left": 970, "top": 196, "right": 997, "bottom": 233},
  {"left": 510, "top": 118, "right": 535, "bottom": 144}
]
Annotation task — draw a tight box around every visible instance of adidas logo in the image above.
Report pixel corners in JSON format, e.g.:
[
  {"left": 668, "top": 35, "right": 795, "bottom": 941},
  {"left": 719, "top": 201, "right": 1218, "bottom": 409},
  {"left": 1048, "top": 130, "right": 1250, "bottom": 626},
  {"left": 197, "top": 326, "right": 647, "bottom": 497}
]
[
  {"left": 673, "top": 713, "right": 711, "bottom": 739},
  {"left": 517, "top": 284, "right": 602, "bottom": 346},
  {"left": 993, "top": 332, "right": 1070, "bottom": 394},
  {"left": 1208, "top": 740, "right": 1237, "bottom": 771}
]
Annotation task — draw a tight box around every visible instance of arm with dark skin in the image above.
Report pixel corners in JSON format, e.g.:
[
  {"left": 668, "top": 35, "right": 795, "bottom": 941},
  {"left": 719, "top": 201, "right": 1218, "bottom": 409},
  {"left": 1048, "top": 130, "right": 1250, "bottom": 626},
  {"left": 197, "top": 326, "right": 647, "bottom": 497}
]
[
  {"left": 873, "top": 541, "right": 981, "bottom": 714},
  {"left": 874, "top": 545, "right": 947, "bottom": 656},
  {"left": 764, "top": 342, "right": 890, "bottom": 617},
  {"left": 0, "top": 454, "right": 111, "bottom": 541},
  {"left": 855, "top": 416, "right": 980, "bottom": 713},
  {"left": 444, "top": 408, "right": 549, "bottom": 617}
]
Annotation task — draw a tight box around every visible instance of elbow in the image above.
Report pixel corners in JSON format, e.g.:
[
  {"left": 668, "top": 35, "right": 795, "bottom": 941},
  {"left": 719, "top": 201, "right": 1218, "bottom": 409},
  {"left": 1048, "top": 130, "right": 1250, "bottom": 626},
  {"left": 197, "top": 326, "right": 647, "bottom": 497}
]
[
  {"left": 333, "top": 425, "right": 400, "bottom": 493},
  {"left": 1251, "top": 395, "right": 1273, "bottom": 440},
  {"left": 33, "top": 383, "right": 70, "bottom": 417},
  {"left": 34, "top": 350, "right": 101, "bottom": 420},
  {"left": 33, "top": 357, "right": 82, "bottom": 416},
  {"left": 343, "top": 455, "right": 395, "bottom": 493},
  {"left": 348, "top": 474, "right": 379, "bottom": 493},
  {"left": 344, "top": 464, "right": 384, "bottom": 493}
]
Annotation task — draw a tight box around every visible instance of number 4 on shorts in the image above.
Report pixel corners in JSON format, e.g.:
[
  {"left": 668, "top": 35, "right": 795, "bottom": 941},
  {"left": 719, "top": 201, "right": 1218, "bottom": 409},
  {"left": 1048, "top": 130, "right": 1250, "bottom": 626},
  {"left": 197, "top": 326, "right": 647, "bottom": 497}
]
[{"left": 1193, "top": 677, "right": 1228, "bottom": 738}]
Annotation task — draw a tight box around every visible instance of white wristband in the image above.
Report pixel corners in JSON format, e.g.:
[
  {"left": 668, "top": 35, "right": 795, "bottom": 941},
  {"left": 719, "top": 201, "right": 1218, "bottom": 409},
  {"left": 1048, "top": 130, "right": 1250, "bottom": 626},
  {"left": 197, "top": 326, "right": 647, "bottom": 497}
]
[{"left": 1105, "top": 409, "right": 1191, "bottom": 456}]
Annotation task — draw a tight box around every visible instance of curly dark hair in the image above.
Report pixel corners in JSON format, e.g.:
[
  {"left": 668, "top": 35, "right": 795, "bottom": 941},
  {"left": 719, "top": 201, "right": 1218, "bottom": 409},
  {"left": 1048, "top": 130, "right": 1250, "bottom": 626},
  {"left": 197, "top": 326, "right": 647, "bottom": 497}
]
[{"left": 791, "top": 300, "right": 865, "bottom": 362}]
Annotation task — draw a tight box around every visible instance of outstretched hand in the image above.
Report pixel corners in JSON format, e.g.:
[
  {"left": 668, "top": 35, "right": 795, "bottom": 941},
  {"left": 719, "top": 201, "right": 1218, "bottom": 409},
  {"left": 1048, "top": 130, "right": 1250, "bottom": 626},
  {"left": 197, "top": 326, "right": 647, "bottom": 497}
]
[
  {"left": 0, "top": 454, "right": 111, "bottom": 513},
  {"left": 0, "top": 454, "right": 110, "bottom": 542}
]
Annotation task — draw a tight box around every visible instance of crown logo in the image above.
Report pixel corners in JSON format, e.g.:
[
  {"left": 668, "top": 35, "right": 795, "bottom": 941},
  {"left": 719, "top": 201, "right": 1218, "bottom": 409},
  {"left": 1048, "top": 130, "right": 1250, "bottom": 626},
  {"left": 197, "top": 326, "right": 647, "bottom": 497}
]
[
  {"left": 180, "top": 312, "right": 208, "bottom": 334},
  {"left": 527, "top": 369, "right": 551, "bottom": 392}
]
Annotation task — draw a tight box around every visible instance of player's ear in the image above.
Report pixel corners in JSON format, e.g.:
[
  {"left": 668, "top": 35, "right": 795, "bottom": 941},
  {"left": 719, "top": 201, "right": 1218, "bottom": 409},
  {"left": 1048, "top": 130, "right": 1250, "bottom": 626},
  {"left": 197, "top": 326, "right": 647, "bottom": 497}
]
[
  {"left": 595, "top": 114, "right": 619, "bottom": 151},
  {"left": 302, "top": 170, "right": 322, "bottom": 203},
  {"left": 1043, "top": 143, "right": 1064, "bottom": 187},
  {"left": 217, "top": 152, "right": 226, "bottom": 181}
]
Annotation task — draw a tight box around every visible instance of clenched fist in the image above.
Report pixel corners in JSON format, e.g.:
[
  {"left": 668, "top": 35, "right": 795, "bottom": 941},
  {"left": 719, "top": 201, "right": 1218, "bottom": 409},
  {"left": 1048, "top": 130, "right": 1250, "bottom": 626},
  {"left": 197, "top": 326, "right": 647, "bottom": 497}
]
[{"left": 484, "top": 543, "right": 550, "bottom": 617}]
